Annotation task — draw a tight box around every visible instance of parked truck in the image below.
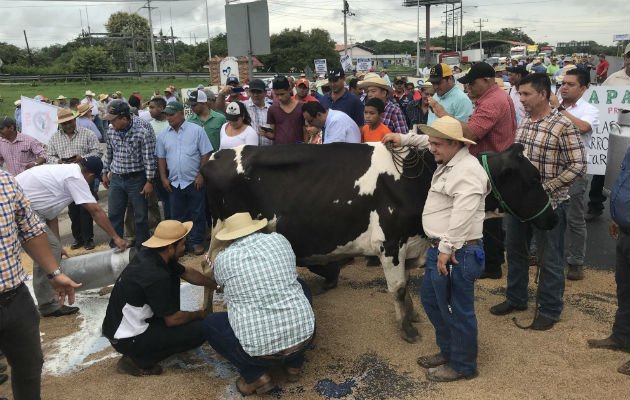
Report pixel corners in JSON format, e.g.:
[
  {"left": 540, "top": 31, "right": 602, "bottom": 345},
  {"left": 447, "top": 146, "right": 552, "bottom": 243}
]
[
  {"left": 510, "top": 46, "right": 526, "bottom": 59},
  {"left": 461, "top": 49, "right": 484, "bottom": 63}
]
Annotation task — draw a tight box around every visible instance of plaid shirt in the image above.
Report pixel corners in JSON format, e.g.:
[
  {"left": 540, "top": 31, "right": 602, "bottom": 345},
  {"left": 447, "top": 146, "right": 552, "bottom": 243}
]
[
  {"left": 102, "top": 116, "right": 156, "bottom": 179},
  {"left": 383, "top": 101, "right": 408, "bottom": 133},
  {"left": 244, "top": 99, "right": 273, "bottom": 146},
  {"left": 214, "top": 232, "right": 315, "bottom": 357},
  {"left": 0, "top": 170, "right": 45, "bottom": 292},
  {"left": 0, "top": 132, "right": 46, "bottom": 176},
  {"left": 516, "top": 109, "right": 586, "bottom": 208},
  {"left": 46, "top": 127, "right": 102, "bottom": 164}
]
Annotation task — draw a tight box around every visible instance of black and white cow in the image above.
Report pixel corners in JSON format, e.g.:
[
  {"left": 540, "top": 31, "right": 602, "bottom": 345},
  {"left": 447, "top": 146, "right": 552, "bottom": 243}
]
[{"left": 201, "top": 141, "right": 555, "bottom": 343}]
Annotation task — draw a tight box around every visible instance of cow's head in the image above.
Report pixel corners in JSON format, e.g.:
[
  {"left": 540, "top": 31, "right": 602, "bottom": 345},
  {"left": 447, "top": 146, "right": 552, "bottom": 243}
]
[{"left": 481, "top": 143, "right": 557, "bottom": 230}]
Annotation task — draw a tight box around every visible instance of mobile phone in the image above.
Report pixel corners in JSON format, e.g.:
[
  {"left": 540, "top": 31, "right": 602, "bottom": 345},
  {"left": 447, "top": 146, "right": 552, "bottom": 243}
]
[{"left": 261, "top": 125, "right": 273, "bottom": 132}]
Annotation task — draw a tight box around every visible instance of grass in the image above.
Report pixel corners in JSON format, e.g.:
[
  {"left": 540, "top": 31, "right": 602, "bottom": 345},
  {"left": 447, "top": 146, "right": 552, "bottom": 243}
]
[{"left": 0, "top": 78, "right": 206, "bottom": 118}]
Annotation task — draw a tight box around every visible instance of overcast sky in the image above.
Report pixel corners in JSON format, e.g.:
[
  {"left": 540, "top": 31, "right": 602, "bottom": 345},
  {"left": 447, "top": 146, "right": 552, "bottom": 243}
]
[{"left": 2, "top": 0, "right": 630, "bottom": 51}]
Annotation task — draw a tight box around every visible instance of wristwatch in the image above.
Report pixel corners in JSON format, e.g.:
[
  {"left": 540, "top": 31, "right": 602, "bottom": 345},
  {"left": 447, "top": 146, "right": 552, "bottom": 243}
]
[{"left": 46, "top": 267, "right": 62, "bottom": 280}]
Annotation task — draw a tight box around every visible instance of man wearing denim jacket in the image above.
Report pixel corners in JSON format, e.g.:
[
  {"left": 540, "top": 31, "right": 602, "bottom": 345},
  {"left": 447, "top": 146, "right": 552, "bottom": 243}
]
[{"left": 382, "top": 115, "right": 489, "bottom": 382}]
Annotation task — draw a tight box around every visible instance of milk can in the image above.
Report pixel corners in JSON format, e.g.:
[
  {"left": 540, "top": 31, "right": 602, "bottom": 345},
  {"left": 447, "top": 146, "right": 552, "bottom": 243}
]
[{"left": 61, "top": 248, "right": 137, "bottom": 292}]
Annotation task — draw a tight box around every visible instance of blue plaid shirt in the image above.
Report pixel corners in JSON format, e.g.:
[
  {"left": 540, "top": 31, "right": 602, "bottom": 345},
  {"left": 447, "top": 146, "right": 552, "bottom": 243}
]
[
  {"left": 102, "top": 116, "right": 157, "bottom": 179},
  {"left": 0, "top": 171, "right": 46, "bottom": 292},
  {"left": 214, "top": 232, "right": 315, "bottom": 357}
]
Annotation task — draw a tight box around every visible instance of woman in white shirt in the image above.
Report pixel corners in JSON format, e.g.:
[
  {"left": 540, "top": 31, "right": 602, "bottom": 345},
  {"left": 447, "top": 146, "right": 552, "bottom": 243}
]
[{"left": 219, "top": 101, "right": 259, "bottom": 150}]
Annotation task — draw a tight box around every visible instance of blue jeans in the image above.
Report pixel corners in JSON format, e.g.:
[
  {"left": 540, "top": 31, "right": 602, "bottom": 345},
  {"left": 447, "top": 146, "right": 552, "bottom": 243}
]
[
  {"left": 566, "top": 176, "right": 588, "bottom": 266},
  {"left": 169, "top": 183, "right": 206, "bottom": 248},
  {"left": 108, "top": 172, "right": 150, "bottom": 247},
  {"left": 203, "top": 279, "right": 313, "bottom": 383},
  {"left": 506, "top": 202, "right": 568, "bottom": 321},
  {"left": 420, "top": 244, "right": 484, "bottom": 376}
]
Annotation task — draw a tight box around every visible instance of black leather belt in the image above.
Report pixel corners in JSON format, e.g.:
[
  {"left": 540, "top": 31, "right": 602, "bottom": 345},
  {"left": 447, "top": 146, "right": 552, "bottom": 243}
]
[
  {"left": 113, "top": 171, "right": 144, "bottom": 179},
  {"left": 0, "top": 283, "right": 25, "bottom": 307},
  {"left": 429, "top": 239, "right": 482, "bottom": 248}
]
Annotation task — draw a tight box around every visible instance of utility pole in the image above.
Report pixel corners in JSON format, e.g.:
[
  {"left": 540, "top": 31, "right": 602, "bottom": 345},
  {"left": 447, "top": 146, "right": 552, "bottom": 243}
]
[
  {"left": 142, "top": 0, "right": 158, "bottom": 72},
  {"left": 23, "top": 30, "right": 33, "bottom": 66},
  {"left": 342, "top": 1, "right": 354, "bottom": 56},
  {"left": 425, "top": 5, "right": 431, "bottom": 64},
  {"left": 416, "top": 0, "right": 420, "bottom": 74},
  {"left": 474, "top": 18, "right": 488, "bottom": 54},
  {"left": 205, "top": 0, "right": 212, "bottom": 71}
]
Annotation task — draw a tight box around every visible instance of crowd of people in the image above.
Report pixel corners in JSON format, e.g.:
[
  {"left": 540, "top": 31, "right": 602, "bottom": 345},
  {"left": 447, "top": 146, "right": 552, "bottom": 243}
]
[{"left": 0, "top": 42, "right": 629, "bottom": 398}]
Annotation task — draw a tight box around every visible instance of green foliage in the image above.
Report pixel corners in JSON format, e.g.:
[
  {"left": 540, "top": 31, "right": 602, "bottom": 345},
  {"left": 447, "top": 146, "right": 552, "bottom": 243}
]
[
  {"left": 105, "top": 12, "right": 150, "bottom": 37},
  {"left": 257, "top": 28, "right": 338, "bottom": 73},
  {"left": 70, "top": 47, "right": 113, "bottom": 74}
]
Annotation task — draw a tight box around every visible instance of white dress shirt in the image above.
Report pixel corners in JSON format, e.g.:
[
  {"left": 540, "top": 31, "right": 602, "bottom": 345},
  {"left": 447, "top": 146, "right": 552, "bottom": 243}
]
[{"left": 322, "top": 109, "right": 361, "bottom": 144}]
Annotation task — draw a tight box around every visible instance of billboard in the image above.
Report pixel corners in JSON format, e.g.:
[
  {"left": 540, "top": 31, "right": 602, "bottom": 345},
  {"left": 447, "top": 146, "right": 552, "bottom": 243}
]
[{"left": 226, "top": 0, "right": 271, "bottom": 57}]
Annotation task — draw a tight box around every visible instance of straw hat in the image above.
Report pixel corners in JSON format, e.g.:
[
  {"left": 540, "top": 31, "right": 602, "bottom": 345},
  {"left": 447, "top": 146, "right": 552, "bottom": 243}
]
[
  {"left": 56, "top": 108, "right": 78, "bottom": 124},
  {"left": 98, "top": 93, "right": 109, "bottom": 101},
  {"left": 143, "top": 220, "right": 193, "bottom": 248},
  {"left": 76, "top": 103, "right": 92, "bottom": 117},
  {"left": 556, "top": 64, "right": 577, "bottom": 84},
  {"left": 417, "top": 116, "right": 476, "bottom": 145},
  {"left": 85, "top": 90, "right": 96, "bottom": 97},
  {"left": 56, "top": 95, "right": 67, "bottom": 100},
  {"left": 357, "top": 73, "right": 392, "bottom": 94},
  {"left": 215, "top": 212, "right": 268, "bottom": 241}
]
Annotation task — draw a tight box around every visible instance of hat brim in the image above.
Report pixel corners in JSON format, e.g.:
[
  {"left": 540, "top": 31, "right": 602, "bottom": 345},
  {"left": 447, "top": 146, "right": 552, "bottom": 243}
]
[
  {"left": 102, "top": 113, "right": 119, "bottom": 121},
  {"left": 225, "top": 113, "right": 241, "bottom": 121},
  {"left": 215, "top": 218, "right": 267, "bottom": 241},
  {"left": 428, "top": 76, "right": 444, "bottom": 84},
  {"left": 142, "top": 221, "right": 193, "bottom": 248},
  {"left": 418, "top": 124, "right": 476, "bottom": 145},
  {"left": 457, "top": 75, "right": 473, "bottom": 84},
  {"left": 357, "top": 81, "right": 392, "bottom": 94},
  {"left": 56, "top": 114, "right": 77, "bottom": 124}
]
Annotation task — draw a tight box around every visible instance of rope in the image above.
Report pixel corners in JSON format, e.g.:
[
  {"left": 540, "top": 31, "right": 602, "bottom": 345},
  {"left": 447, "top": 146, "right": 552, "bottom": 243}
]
[{"left": 385, "top": 142, "right": 429, "bottom": 179}]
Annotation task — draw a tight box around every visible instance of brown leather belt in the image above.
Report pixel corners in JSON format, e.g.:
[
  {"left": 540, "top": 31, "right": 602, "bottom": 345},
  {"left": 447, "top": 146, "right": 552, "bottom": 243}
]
[
  {"left": 429, "top": 239, "right": 482, "bottom": 248},
  {"left": 256, "top": 336, "right": 313, "bottom": 360}
]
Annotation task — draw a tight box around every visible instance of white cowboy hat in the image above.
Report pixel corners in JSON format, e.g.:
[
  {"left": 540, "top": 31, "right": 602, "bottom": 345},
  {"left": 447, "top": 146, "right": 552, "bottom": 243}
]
[
  {"left": 85, "top": 90, "right": 96, "bottom": 96},
  {"left": 215, "top": 212, "right": 268, "bottom": 241},
  {"left": 357, "top": 73, "right": 392, "bottom": 94},
  {"left": 143, "top": 220, "right": 193, "bottom": 248},
  {"left": 418, "top": 116, "right": 476, "bottom": 145}
]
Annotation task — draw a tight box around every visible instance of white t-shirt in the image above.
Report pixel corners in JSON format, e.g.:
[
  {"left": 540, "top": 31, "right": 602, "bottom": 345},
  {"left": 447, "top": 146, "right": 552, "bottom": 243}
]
[
  {"left": 150, "top": 119, "right": 170, "bottom": 137},
  {"left": 15, "top": 164, "right": 96, "bottom": 220},
  {"left": 219, "top": 123, "right": 259, "bottom": 150}
]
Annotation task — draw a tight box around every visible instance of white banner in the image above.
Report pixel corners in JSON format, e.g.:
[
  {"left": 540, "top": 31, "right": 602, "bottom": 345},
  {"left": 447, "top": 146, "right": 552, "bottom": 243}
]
[
  {"left": 340, "top": 54, "right": 353, "bottom": 72},
  {"left": 356, "top": 57, "right": 371, "bottom": 72},
  {"left": 613, "top": 33, "right": 630, "bottom": 42},
  {"left": 20, "top": 96, "right": 58, "bottom": 145},
  {"left": 314, "top": 59, "right": 328, "bottom": 74},
  {"left": 219, "top": 56, "right": 239, "bottom": 85},
  {"left": 582, "top": 86, "right": 630, "bottom": 175}
]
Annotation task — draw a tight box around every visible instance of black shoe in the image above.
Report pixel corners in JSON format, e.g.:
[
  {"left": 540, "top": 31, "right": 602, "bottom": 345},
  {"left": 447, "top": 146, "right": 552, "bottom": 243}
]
[
  {"left": 489, "top": 301, "right": 527, "bottom": 316},
  {"left": 41, "top": 305, "right": 80, "bottom": 318},
  {"left": 588, "top": 335, "right": 628, "bottom": 352},
  {"left": 567, "top": 265, "right": 584, "bottom": 281},
  {"left": 531, "top": 314, "right": 556, "bottom": 331},
  {"left": 70, "top": 240, "right": 84, "bottom": 250},
  {"left": 84, "top": 240, "right": 95, "bottom": 250},
  {"left": 0, "top": 373, "right": 7, "bottom": 385},
  {"left": 116, "top": 356, "right": 163, "bottom": 377},
  {"left": 479, "top": 269, "right": 502, "bottom": 279}
]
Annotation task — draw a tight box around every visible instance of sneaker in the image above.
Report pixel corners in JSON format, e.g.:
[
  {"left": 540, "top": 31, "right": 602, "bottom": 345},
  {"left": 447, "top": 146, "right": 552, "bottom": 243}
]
[
  {"left": 84, "top": 240, "right": 95, "bottom": 250},
  {"left": 417, "top": 353, "right": 448, "bottom": 368},
  {"left": 116, "top": 356, "right": 163, "bottom": 377},
  {"left": 41, "top": 305, "right": 80, "bottom": 317},
  {"left": 426, "top": 364, "right": 478, "bottom": 382},
  {"left": 489, "top": 301, "right": 527, "bottom": 316},
  {"left": 531, "top": 314, "right": 556, "bottom": 331},
  {"left": 567, "top": 265, "right": 584, "bottom": 281}
]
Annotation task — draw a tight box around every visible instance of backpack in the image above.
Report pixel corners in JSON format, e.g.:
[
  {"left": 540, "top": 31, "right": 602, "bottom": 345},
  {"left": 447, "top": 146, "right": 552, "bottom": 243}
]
[{"left": 610, "top": 146, "right": 630, "bottom": 230}]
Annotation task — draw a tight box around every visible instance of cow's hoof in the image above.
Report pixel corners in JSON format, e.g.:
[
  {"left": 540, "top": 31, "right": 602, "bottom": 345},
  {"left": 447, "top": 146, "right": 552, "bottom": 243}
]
[
  {"left": 401, "top": 325, "right": 420, "bottom": 343},
  {"left": 323, "top": 278, "right": 338, "bottom": 290}
]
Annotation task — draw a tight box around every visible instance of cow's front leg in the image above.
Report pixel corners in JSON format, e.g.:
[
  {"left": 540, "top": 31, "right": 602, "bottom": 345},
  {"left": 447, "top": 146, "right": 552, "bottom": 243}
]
[{"left": 382, "top": 257, "right": 420, "bottom": 343}]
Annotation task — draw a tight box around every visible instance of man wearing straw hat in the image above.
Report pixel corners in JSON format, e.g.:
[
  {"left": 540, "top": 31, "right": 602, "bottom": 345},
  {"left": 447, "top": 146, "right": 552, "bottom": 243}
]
[
  {"left": 81, "top": 89, "right": 104, "bottom": 138},
  {"left": 383, "top": 116, "right": 489, "bottom": 382},
  {"left": 203, "top": 212, "right": 315, "bottom": 395},
  {"left": 47, "top": 107, "right": 102, "bottom": 251},
  {"left": 76, "top": 103, "right": 102, "bottom": 141},
  {"left": 102, "top": 220, "right": 214, "bottom": 377},
  {"left": 358, "top": 73, "right": 408, "bottom": 134}
]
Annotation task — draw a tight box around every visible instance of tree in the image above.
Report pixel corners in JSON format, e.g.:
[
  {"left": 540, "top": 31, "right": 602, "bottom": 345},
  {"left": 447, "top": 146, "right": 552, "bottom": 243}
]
[
  {"left": 258, "top": 28, "right": 338, "bottom": 73},
  {"left": 70, "top": 47, "right": 112, "bottom": 74},
  {"left": 106, "top": 12, "right": 150, "bottom": 37}
]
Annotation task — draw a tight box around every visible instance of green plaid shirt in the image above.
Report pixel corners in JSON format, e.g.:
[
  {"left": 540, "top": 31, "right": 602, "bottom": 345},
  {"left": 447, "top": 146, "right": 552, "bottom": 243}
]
[
  {"left": 516, "top": 109, "right": 586, "bottom": 208},
  {"left": 214, "top": 232, "right": 315, "bottom": 357}
]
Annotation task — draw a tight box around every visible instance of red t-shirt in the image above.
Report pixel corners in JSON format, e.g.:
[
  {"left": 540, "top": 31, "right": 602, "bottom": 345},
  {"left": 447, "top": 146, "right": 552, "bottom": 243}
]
[
  {"left": 266, "top": 102, "right": 305, "bottom": 144},
  {"left": 361, "top": 122, "right": 391, "bottom": 143},
  {"left": 596, "top": 60, "right": 609, "bottom": 79},
  {"left": 293, "top": 94, "right": 319, "bottom": 103},
  {"left": 467, "top": 85, "right": 516, "bottom": 156}
]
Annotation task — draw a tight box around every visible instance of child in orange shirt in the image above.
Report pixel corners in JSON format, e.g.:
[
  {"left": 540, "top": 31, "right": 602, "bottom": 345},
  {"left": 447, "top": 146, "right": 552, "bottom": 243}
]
[{"left": 361, "top": 98, "right": 391, "bottom": 143}]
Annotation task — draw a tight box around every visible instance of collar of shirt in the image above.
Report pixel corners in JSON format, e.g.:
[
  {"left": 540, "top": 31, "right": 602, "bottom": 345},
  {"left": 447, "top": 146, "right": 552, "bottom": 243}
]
[
  {"left": 113, "top": 118, "right": 134, "bottom": 135},
  {"left": 437, "top": 85, "right": 457, "bottom": 100},
  {"left": 326, "top": 89, "right": 349, "bottom": 103},
  {"left": 445, "top": 145, "right": 471, "bottom": 168},
  {"left": 0, "top": 132, "right": 25, "bottom": 144}
]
